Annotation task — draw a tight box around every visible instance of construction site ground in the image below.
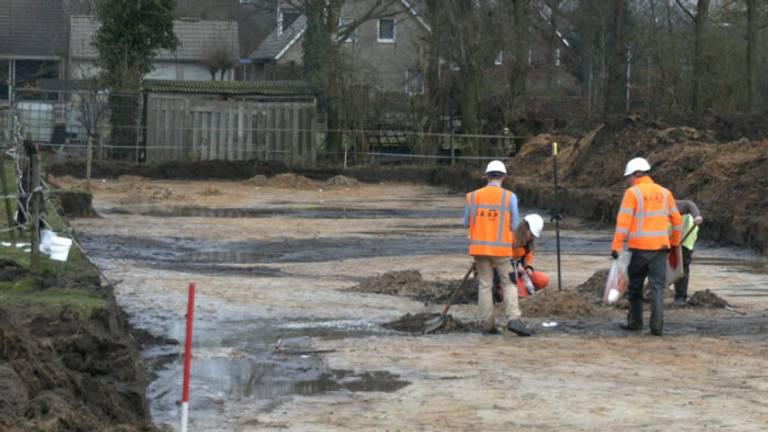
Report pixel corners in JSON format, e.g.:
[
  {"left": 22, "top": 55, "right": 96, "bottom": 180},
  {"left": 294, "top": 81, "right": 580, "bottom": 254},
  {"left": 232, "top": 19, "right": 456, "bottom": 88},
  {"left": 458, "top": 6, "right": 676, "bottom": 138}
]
[{"left": 55, "top": 174, "right": 768, "bottom": 432}]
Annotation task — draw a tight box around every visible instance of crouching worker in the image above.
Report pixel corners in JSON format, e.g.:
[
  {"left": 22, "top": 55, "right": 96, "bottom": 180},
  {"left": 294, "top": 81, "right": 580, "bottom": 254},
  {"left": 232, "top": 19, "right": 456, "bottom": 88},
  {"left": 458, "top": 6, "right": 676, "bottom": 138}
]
[
  {"left": 464, "top": 160, "right": 532, "bottom": 336},
  {"left": 493, "top": 214, "right": 549, "bottom": 299}
]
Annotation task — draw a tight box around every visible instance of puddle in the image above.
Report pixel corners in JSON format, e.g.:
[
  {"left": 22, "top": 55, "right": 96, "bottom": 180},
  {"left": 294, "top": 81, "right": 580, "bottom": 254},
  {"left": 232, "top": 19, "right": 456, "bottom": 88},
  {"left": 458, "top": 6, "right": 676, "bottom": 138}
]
[{"left": 103, "top": 206, "right": 459, "bottom": 220}]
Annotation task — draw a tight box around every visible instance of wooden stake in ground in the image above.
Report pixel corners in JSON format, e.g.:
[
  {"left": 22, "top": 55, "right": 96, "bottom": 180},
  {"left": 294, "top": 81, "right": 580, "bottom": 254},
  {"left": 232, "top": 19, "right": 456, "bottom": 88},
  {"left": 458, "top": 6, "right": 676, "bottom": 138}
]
[
  {"left": 0, "top": 159, "right": 16, "bottom": 246},
  {"left": 30, "top": 153, "right": 41, "bottom": 271},
  {"left": 86, "top": 136, "right": 93, "bottom": 191}
]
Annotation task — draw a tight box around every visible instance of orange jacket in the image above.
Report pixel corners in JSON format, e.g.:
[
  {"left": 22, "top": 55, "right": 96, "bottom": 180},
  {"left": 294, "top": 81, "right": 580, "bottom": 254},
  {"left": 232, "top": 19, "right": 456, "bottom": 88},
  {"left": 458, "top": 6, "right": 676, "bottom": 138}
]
[
  {"left": 612, "top": 176, "right": 682, "bottom": 251},
  {"left": 466, "top": 186, "right": 515, "bottom": 257},
  {"left": 514, "top": 244, "right": 534, "bottom": 268}
]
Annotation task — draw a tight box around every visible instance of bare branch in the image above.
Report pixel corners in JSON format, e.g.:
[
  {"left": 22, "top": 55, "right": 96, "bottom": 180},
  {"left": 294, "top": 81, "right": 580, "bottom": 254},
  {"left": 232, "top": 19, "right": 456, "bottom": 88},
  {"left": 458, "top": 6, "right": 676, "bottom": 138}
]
[{"left": 674, "top": 0, "right": 696, "bottom": 21}]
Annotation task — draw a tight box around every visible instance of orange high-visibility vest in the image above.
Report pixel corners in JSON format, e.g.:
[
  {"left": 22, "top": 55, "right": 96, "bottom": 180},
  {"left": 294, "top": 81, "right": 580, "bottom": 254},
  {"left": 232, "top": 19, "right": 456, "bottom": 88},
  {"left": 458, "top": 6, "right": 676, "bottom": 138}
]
[
  {"left": 514, "top": 244, "right": 534, "bottom": 267},
  {"left": 467, "top": 186, "right": 515, "bottom": 257},
  {"left": 612, "top": 176, "right": 683, "bottom": 251}
]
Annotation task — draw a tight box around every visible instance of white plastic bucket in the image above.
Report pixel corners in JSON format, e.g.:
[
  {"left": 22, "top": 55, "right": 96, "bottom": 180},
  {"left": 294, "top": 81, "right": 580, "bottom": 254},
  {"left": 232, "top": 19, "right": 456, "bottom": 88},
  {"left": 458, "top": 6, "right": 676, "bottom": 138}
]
[
  {"left": 40, "top": 229, "right": 55, "bottom": 254},
  {"left": 49, "top": 236, "right": 73, "bottom": 262}
]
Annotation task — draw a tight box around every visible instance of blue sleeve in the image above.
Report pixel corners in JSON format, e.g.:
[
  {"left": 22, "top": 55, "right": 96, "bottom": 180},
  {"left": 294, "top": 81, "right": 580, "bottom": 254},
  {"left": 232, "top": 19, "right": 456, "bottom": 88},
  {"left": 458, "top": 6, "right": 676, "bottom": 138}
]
[
  {"left": 510, "top": 193, "right": 520, "bottom": 230},
  {"left": 463, "top": 204, "right": 471, "bottom": 228}
]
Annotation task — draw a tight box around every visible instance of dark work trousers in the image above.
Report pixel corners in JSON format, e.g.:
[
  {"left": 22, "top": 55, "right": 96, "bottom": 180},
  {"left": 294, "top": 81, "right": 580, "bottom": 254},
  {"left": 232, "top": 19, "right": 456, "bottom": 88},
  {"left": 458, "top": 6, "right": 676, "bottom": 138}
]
[
  {"left": 626, "top": 249, "right": 668, "bottom": 333},
  {"left": 673, "top": 247, "right": 694, "bottom": 301}
]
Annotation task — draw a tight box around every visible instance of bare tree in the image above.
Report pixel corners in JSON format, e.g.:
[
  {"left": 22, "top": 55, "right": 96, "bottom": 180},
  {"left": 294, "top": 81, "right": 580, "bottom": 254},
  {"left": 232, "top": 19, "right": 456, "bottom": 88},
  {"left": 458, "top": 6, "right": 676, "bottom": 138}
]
[
  {"left": 202, "top": 42, "right": 238, "bottom": 80},
  {"left": 509, "top": 0, "right": 530, "bottom": 123},
  {"left": 675, "top": 0, "right": 710, "bottom": 114}
]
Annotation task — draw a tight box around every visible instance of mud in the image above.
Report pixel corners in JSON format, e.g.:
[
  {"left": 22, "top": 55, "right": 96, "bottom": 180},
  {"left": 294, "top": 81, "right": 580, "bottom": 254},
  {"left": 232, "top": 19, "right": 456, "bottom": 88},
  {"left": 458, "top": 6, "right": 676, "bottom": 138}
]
[
  {"left": 55, "top": 190, "right": 97, "bottom": 218},
  {"left": 575, "top": 268, "right": 609, "bottom": 302},
  {"left": 519, "top": 290, "right": 597, "bottom": 319},
  {"left": 345, "top": 270, "right": 440, "bottom": 297},
  {"left": 688, "top": 289, "right": 730, "bottom": 308},
  {"left": 325, "top": 175, "right": 361, "bottom": 187},
  {"left": 0, "top": 259, "right": 27, "bottom": 282},
  {"left": 382, "top": 312, "right": 480, "bottom": 334},
  {"left": 267, "top": 173, "right": 320, "bottom": 189},
  {"left": 0, "top": 266, "right": 157, "bottom": 431},
  {"left": 103, "top": 205, "right": 459, "bottom": 220}
]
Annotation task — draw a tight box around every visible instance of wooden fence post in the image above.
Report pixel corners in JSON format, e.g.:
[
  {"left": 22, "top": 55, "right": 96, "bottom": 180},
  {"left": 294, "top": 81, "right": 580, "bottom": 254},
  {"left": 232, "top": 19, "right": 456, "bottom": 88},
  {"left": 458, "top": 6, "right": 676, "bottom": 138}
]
[{"left": 30, "top": 153, "right": 41, "bottom": 272}]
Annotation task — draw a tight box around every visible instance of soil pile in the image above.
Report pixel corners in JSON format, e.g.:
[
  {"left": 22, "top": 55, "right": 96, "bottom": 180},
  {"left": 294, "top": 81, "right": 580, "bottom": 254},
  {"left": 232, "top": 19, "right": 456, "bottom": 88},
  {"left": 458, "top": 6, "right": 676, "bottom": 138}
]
[
  {"left": 199, "top": 187, "right": 222, "bottom": 196},
  {"left": 382, "top": 312, "right": 479, "bottom": 334},
  {"left": 268, "top": 173, "right": 319, "bottom": 189},
  {"left": 56, "top": 190, "right": 97, "bottom": 218},
  {"left": 0, "top": 263, "right": 159, "bottom": 431},
  {"left": 520, "top": 290, "right": 597, "bottom": 319},
  {"left": 688, "top": 289, "right": 730, "bottom": 308},
  {"left": 347, "top": 270, "right": 441, "bottom": 298},
  {"left": 242, "top": 174, "right": 268, "bottom": 186},
  {"left": 511, "top": 120, "right": 768, "bottom": 253},
  {"left": 326, "top": 175, "right": 361, "bottom": 187},
  {"left": 576, "top": 269, "right": 610, "bottom": 302}
]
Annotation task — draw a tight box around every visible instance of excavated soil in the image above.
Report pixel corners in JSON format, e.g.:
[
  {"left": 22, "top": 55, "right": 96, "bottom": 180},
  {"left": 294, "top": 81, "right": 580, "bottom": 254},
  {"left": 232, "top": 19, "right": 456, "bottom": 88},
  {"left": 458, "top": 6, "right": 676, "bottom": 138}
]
[
  {"left": 346, "top": 270, "right": 441, "bottom": 298},
  {"left": 688, "top": 289, "right": 730, "bottom": 308},
  {"left": 0, "top": 262, "right": 158, "bottom": 431},
  {"left": 56, "top": 190, "right": 97, "bottom": 218},
  {"left": 325, "top": 175, "right": 361, "bottom": 187},
  {"left": 242, "top": 174, "right": 268, "bottom": 186},
  {"left": 510, "top": 120, "right": 768, "bottom": 253},
  {"left": 575, "top": 268, "right": 609, "bottom": 302},
  {"left": 519, "top": 290, "right": 597, "bottom": 319},
  {"left": 382, "top": 312, "right": 480, "bottom": 334}
]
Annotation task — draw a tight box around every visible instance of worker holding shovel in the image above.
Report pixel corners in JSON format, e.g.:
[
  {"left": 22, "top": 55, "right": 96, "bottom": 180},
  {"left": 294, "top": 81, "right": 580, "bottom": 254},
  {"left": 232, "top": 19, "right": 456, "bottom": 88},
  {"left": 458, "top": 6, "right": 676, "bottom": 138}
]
[
  {"left": 611, "top": 157, "right": 682, "bottom": 336},
  {"left": 463, "top": 160, "right": 532, "bottom": 336}
]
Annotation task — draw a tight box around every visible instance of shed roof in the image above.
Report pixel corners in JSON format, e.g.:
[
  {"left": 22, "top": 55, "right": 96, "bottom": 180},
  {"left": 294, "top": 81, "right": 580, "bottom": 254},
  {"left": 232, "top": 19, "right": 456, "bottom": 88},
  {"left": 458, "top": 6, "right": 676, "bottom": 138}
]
[
  {"left": 69, "top": 15, "right": 240, "bottom": 62},
  {"left": 142, "top": 79, "right": 316, "bottom": 96}
]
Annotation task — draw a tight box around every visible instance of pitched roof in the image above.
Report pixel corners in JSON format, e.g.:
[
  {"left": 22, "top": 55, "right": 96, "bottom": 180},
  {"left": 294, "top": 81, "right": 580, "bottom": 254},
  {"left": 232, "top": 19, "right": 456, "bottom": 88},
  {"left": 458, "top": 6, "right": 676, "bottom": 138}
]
[
  {"left": 69, "top": 16, "right": 240, "bottom": 62},
  {"left": 249, "top": 15, "right": 307, "bottom": 61},
  {"left": 0, "top": 0, "right": 66, "bottom": 58},
  {"left": 142, "top": 79, "right": 316, "bottom": 96}
]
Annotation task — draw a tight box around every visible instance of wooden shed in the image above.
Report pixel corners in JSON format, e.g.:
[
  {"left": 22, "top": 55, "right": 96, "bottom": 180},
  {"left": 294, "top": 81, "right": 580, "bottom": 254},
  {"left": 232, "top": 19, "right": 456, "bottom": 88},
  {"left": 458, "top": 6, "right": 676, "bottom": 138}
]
[{"left": 142, "top": 80, "right": 318, "bottom": 166}]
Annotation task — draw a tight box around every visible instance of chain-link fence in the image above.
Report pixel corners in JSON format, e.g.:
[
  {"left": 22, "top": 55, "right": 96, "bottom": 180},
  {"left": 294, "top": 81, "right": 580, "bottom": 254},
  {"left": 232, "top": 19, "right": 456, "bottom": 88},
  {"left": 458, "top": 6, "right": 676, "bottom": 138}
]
[{"left": 2, "top": 87, "right": 541, "bottom": 171}]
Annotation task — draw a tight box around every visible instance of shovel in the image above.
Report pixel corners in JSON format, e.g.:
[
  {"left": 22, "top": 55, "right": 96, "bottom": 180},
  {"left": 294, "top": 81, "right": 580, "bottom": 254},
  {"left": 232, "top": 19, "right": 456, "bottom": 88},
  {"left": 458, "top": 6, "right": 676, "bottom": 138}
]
[{"left": 424, "top": 264, "right": 475, "bottom": 334}]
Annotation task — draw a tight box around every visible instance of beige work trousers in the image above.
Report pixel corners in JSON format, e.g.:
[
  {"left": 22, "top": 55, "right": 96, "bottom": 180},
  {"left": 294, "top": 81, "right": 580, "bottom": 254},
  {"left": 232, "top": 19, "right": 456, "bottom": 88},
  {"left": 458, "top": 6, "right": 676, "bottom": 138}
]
[{"left": 474, "top": 256, "right": 521, "bottom": 330}]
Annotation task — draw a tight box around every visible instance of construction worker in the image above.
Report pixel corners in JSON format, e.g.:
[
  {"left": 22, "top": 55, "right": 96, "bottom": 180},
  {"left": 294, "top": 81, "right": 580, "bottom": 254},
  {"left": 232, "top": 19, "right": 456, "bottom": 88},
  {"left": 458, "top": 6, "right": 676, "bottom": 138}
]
[
  {"left": 612, "top": 157, "right": 682, "bottom": 336},
  {"left": 673, "top": 200, "right": 704, "bottom": 305},
  {"left": 493, "top": 213, "right": 549, "bottom": 299},
  {"left": 464, "top": 160, "right": 532, "bottom": 336}
]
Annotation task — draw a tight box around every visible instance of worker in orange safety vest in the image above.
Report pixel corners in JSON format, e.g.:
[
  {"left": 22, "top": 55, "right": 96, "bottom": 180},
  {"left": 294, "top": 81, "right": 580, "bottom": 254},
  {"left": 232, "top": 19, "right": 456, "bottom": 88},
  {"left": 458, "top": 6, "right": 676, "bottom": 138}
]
[
  {"left": 612, "top": 157, "right": 682, "bottom": 336},
  {"left": 464, "top": 160, "right": 532, "bottom": 336}
]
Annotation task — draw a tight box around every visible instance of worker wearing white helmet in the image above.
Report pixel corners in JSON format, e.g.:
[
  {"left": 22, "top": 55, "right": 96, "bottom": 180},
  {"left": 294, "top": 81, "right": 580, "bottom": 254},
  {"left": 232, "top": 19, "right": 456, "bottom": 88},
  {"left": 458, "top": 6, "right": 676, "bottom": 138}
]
[
  {"left": 492, "top": 213, "right": 550, "bottom": 303},
  {"left": 612, "top": 157, "right": 682, "bottom": 336},
  {"left": 464, "top": 160, "right": 531, "bottom": 336}
]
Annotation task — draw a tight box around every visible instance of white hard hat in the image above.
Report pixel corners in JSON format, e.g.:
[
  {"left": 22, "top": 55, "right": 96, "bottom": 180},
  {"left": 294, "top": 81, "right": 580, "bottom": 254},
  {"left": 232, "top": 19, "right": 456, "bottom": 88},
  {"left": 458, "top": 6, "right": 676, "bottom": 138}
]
[
  {"left": 524, "top": 214, "right": 544, "bottom": 237},
  {"left": 623, "top": 157, "right": 651, "bottom": 177},
  {"left": 485, "top": 160, "right": 507, "bottom": 175}
]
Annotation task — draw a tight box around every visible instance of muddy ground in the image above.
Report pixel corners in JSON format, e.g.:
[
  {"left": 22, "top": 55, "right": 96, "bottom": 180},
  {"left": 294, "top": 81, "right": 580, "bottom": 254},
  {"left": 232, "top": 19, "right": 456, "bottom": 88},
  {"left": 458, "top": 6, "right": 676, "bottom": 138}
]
[
  {"left": 0, "top": 261, "right": 160, "bottom": 431},
  {"left": 51, "top": 173, "right": 768, "bottom": 432}
]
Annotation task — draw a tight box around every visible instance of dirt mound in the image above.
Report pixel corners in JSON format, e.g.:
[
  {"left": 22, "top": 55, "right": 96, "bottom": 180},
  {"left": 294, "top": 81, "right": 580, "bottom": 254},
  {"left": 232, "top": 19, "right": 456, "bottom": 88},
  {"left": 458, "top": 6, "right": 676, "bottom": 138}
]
[
  {"left": 56, "top": 190, "right": 97, "bottom": 218},
  {"left": 575, "top": 269, "right": 609, "bottom": 302},
  {"left": 382, "top": 312, "right": 480, "bottom": 334},
  {"left": 347, "top": 270, "right": 441, "bottom": 298},
  {"left": 0, "top": 259, "right": 27, "bottom": 282},
  {"left": 512, "top": 120, "right": 768, "bottom": 253},
  {"left": 199, "top": 187, "right": 222, "bottom": 196},
  {"left": 520, "top": 290, "right": 597, "bottom": 319},
  {"left": 326, "top": 175, "right": 361, "bottom": 187},
  {"left": 268, "top": 173, "right": 319, "bottom": 189},
  {"left": 242, "top": 174, "right": 268, "bottom": 186},
  {"left": 688, "top": 289, "right": 729, "bottom": 308}
]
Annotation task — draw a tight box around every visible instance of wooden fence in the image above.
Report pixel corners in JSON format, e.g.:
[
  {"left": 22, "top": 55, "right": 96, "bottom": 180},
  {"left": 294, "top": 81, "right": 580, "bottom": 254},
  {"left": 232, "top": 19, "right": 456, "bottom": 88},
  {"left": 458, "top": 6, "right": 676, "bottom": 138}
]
[{"left": 145, "top": 94, "right": 317, "bottom": 166}]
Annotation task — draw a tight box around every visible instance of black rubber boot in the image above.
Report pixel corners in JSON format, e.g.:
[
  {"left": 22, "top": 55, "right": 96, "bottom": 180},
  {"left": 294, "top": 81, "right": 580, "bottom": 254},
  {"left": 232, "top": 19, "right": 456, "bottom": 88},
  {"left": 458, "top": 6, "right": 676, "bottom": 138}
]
[
  {"left": 621, "top": 297, "right": 643, "bottom": 331},
  {"left": 650, "top": 290, "right": 664, "bottom": 336},
  {"left": 506, "top": 319, "right": 533, "bottom": 337}
]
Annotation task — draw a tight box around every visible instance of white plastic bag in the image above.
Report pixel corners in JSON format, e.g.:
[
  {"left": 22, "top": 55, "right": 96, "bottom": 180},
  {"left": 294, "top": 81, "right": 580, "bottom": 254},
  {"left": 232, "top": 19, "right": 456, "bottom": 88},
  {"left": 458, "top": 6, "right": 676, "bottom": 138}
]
[
  {"left": 604, "top": 251, "right": 630, "bottom": 304},
  {"left": 665, "top": 246, "right": 685, "bottom": 288}
]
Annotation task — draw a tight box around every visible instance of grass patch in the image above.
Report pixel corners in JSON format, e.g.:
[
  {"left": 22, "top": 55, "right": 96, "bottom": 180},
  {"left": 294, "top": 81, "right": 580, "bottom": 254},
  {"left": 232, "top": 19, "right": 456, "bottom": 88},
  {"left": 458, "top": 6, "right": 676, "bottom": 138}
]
[{"left": 0, "top": 159, "right": 107, "bottom": 320}]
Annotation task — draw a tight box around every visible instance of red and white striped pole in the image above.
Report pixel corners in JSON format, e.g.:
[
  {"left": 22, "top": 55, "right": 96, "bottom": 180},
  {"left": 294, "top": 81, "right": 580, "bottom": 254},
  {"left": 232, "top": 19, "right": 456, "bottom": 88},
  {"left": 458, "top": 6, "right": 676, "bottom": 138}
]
[{"left": 181, "top": 283, "right": 195, "bottom": 432}]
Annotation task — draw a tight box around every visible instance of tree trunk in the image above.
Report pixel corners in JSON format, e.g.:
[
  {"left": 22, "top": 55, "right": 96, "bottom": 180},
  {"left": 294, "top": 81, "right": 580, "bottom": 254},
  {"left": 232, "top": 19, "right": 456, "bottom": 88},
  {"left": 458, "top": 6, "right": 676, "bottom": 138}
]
[
  {"left": 747, "top": 0, "right": 759, "bottom": 114},
  {"left": 545, "top": 1, "right": 560, "bottom": 93},
  {"left": 460, "top": 0, "right": 480, "bottom": 136},
  {"left": 510, "top": 0, "right": 529, "bottom": 123},
  {"left": 425, "top": 0, "right": 442, "bottom": 132},
  {"left": 603, "top": 0, "right": 627, "bottom": 118},
  {"left": 691, "top": 0, "right": 710, "bottom": 114}
]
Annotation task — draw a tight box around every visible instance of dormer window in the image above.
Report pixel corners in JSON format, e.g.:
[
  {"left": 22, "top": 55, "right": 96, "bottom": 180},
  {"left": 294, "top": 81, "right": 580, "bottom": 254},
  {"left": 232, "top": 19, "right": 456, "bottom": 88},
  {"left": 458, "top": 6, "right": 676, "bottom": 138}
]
[{"left": 277, "top": 8, "right": 300, "bottom": 35}]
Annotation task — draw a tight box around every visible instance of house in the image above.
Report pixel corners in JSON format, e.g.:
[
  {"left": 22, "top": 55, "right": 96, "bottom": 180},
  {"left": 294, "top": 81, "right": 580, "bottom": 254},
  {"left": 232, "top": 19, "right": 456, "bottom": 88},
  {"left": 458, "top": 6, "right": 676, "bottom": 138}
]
[
  {"left": 0, "top": 0, "right": 67, "bottom": 103},
  {"left": 69, "top": 16, "right": 241, "bottom": 81},
  {"left": 248, "top": 0, "right": 430, "bottom": 95}
]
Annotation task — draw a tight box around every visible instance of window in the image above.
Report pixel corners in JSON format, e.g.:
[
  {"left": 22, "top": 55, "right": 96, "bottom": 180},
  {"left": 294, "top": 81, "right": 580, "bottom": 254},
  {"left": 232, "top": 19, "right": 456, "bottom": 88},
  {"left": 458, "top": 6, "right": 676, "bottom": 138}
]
[
  {"left": 495, "top": 51, "right": 503, "bottom": 66},
  {"left": 378, "top": 18, "right": 395, "bottom": 43},
  {"left": 405, "top": 69, "right": 424, "bottom": 96},
  {"left": 338, "top": 17, "right": 360, "bottom": 42}
]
